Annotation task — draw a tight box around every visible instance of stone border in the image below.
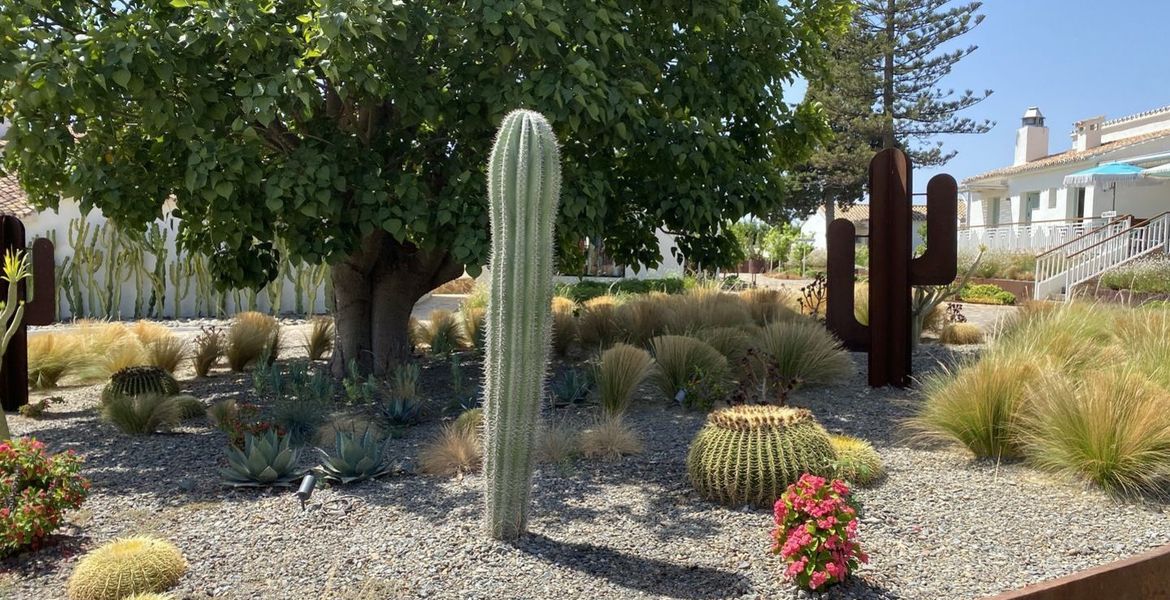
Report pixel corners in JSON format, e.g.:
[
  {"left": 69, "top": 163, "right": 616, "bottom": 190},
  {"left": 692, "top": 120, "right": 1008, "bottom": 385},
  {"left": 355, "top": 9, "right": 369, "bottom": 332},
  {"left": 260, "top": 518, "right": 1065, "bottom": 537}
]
[{"left": 984, "top": 544, "right": 1170, "bottom": 599}]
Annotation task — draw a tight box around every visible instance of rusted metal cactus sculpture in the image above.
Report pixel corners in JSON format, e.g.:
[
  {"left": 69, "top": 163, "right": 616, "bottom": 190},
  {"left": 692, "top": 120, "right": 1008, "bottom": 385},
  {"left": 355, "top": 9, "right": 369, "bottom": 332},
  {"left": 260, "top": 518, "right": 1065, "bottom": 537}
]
[
  {"left": 826, "top": 149, "right": 956, "bottom": 387},
  {"left": 0, "top": 216, "right": 56, "bottom": 411}
]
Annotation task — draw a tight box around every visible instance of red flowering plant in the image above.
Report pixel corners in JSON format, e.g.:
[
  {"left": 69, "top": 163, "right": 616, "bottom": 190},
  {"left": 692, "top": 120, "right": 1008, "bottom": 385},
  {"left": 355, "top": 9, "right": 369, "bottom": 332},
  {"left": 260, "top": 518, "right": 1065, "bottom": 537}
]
[
  {"left": 771, "top": 474, "right": 867, "bottom": 591},
  {"left": 0, "top": 437, "right": 90, "bottom": 557}
]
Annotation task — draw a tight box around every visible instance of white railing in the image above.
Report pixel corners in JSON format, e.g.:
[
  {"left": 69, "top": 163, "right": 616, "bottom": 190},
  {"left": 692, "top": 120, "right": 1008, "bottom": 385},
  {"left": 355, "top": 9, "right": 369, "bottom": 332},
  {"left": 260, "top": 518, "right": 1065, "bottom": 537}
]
[
  {"left": 1033, "top": 212, "right": 1170, "bottom": 300},
  {"left": 958, "top": 217, "right": 1115, "bottom": 253}
]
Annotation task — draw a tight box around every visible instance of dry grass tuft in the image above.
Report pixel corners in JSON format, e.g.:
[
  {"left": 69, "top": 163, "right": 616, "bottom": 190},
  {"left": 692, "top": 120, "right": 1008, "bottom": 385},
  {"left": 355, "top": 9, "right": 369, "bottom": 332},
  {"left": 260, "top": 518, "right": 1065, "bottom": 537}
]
[
  {"left": 577, "top": 296, "right": 620, "bottom": 350},
  {"left": 595, "top": 343, "right": 655, "bottom": 417},
  {"left": 539, "top": 417, "right": 580, "bottom": 464},
  {"left": 648, "top": 335, "right": 728, "bottom": 401},
  {"left": 940, "top": 323, "right": 984, "bottom": 345},
  {"left": 28, "top": 333, "right": 82, "bottom": 389},
  {"left": 615, "top": 297, "right": 673, "bottom": 346},
  {"left": 419, "top": 424, "right": 482, "bottom": 476},
  {"left": 551, "top": 297, "right": 578, "bottom": 356},
  {"left": 753, "top": 320, "right": 852, "bottom": 391},
  {"left": 741, "top": 288, "right": 799, "bottom": 326},
  {"left": 192, "top": 326, "right": 223, "bottom": 377},
  {"left": 305, "top": 317, "right": 335, "bottom": 361},
  {"left": 580, "top": 416, "right": 643, "bottom": 461},
  {"left": 461, "top": 307, "right": 487, "bottom": 351},
  {"left": 102, "top": 393, "right": 182, "bottom": 435},
  {"left": 129, "top": 320, "right": 173, "bottom": 346},
  {"left": 226, "top": 311, "right": 278, "bottom": 371},
  {"left": 146, "top": 336, "right": 187, "bottom": 374},
  {"left": 696, "top": 326, "right": 755, "bottom": 364},
  {"left": 420, "top": 309, "right": 464, "bottom": 355}
]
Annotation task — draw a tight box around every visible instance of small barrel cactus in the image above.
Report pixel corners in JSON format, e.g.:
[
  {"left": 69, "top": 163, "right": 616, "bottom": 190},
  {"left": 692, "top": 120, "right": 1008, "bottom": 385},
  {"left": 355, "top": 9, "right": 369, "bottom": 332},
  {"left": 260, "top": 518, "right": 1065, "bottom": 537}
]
[
  {"left": 829, "top": 434, "right": 885, "bottom": 486},
  {"left": 67, "top": 536, "right": 187, "bottom": 600},
  {"left": 101, "top": 366, "right": 180, "bottom": 404},
  {"left": 482, "top": 109, "right": 561, "bottom": 540},
  {"left": 687, "top": 405, "right": 835, "bottom": 508}
]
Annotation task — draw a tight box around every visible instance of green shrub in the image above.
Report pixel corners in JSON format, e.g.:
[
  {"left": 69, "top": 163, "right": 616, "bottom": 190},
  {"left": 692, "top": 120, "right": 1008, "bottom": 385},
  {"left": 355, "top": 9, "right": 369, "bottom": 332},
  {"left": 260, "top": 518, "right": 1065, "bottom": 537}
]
[
  {"left": 555, "top": 277, "right": 688, "bottom": 303},
  {"left": 102, "top": 394, "right": 183, "bottom": 435},
  {"left": 1, "top": 438, "right": 89, "bottom": 558},
  {"left": 750, "top": 320, "right": 852, "bottom": 403},
  {"left": 648, "top": 335, "right": 728, "bottom": 403},
  {"left": 959, "top": 283, "right": 1015, "bottom": 305},
  {"left": 1099, "top": 255, "right": 1170, "bottom": 294}
]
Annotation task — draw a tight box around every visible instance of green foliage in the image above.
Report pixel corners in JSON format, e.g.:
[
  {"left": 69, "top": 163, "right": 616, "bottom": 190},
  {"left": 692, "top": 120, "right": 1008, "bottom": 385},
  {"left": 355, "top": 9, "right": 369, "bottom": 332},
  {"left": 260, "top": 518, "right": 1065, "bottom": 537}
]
[
  {"left": 687, "top": 405, "right": 835, "bottom": 507},
  {"left": 550, "top": 368, "right": 592, "bottom": 406},
  {"left": 750, "top": 320, "right": 852, "bottom": 403},
  {"left": 1, "top": 0, "right": 846, "bottom": 291},
  {"left": 420, "top": 310, "right": 464, "bottom": 355},
  {"left": 171, "top": 395, "right": 206, "bottom": 421},
  {"left": 959, "top": 250, "right": 1037, "bottom": 281},
  {"left": 101, "top": 366, "right": 180, "bottom": 405},
  {"left": 482, "top": 110, "right": 559, "bottom": 541},
  {"left": 555, "top": 278, "right": 687, "bottom": 303},
  {"left": 0, "top": 250, "right": 29, "bottom": 439},
  {"left": 1, "top": 437, "right": 89, "bottom": 558},
  {"left": 1099, "top": 255, "right": 1170, "bottom": 294},
  {"left": 648, "top": 335, "right": 729, "bottom": 403},
  {"left": 220, "top": 429, "right": 302, "bottom": 487},
  {"left": 66, "top": 536, "right": 187, "bottom": 600},
  {"left": 829, "top": 434, "right": 885, "bottom": 486},
  {"left": 342, "top": 359, "right": 379, "bottom": 405},
  {"left": 316, "top": 429, "right": 392, "bottom": 485},
  {"left": 102, "top": 394, "right": 183, "bottom": 435},
  {"left": 959, "top": 283, "right": 1015, "bottom": 305},
  {"left": 378, "top": 363, "right": 424, "bottom": 427}
]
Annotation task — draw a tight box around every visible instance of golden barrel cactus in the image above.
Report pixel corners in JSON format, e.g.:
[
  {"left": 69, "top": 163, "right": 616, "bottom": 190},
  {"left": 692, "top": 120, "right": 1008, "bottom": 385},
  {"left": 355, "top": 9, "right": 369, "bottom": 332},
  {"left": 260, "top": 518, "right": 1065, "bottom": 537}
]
[
  {"left": 686, "top": 405, "right": 835, "bottom": 508},
  {"left": 67, "top": 536, "right": 187, "bottom": 600}
]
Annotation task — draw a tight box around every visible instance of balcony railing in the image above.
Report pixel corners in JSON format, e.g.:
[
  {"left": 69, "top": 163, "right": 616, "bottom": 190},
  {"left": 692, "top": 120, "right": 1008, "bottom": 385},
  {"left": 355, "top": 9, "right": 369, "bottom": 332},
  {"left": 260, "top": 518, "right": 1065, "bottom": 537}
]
[{"left": 957, "top": 216, "right": 1123, "bottom": 253}]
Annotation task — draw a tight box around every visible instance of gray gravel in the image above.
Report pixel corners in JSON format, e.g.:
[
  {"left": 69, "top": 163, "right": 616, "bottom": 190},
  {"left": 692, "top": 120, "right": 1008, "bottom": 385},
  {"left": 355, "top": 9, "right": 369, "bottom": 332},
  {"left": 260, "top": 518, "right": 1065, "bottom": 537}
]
[{"left": 3, "top": 338, "right": 1168, "bottom": 600}]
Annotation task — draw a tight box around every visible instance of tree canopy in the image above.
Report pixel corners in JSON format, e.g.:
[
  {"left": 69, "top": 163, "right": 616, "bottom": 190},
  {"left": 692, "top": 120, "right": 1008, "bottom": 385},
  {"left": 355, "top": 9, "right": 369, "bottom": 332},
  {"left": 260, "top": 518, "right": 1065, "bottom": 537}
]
[{"left": 1, "top": 0, "right": 851, "bottom": 371}]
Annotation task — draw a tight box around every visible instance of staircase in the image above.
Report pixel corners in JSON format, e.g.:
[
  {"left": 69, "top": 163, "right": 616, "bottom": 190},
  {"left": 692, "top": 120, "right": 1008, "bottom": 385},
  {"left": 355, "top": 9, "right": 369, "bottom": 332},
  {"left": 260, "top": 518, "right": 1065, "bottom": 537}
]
[{"left": 1033, "top": 212, "right": 1170, "bottom": 300}]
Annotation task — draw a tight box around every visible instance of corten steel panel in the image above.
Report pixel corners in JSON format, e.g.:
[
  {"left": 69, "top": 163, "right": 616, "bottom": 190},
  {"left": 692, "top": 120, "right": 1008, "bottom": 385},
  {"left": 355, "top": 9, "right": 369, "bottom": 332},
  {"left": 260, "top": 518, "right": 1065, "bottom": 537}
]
[
  {"left": 985, "top": 544, "right": 1170, "bottom": 600},
  {"left": 0, "top": 216, "right": 29, "bottom": 411},
  {"left": 26, "top": 237, "right": 56, "bottom": 326},
  {"left": 825, "top": 149, "right": 959, "bottom": 388}
]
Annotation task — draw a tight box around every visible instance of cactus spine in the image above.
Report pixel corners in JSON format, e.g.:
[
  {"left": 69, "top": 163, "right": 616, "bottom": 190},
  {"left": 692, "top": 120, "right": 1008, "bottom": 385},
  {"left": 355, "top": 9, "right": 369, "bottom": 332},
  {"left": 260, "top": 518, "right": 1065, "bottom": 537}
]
[{"left": 482, "top": 109, "right": 561, "bottom": 540}]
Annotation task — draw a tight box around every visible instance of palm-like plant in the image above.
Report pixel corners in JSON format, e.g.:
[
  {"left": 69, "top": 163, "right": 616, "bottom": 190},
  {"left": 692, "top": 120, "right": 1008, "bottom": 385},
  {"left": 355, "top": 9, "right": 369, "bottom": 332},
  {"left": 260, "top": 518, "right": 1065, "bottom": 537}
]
[
  {"left": 316, "top": 429, "right": 393, "bottom": 484},
  {"left": 220, "top": 429, "right": 302, "bottom": 487},
  {"left": 0, "top": 250, "right": 30, "bottom": 440}
]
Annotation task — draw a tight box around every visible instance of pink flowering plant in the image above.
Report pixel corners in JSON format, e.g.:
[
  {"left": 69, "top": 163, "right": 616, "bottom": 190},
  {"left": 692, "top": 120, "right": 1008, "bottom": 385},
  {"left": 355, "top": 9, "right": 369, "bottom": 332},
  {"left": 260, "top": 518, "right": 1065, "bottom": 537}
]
[
  {"left": 0, "top": 437, "right": 90, "bottom": 557},
  {"left": 771, "top": 474, "right": 867, "bottom": 591}
]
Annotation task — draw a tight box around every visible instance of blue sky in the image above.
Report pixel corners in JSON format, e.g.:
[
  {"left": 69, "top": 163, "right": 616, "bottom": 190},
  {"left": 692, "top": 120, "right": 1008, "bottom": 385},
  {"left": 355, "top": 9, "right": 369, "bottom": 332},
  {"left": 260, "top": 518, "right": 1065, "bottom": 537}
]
[{"left": 913, "top": 0, "right": 1170, "bottom": 191}]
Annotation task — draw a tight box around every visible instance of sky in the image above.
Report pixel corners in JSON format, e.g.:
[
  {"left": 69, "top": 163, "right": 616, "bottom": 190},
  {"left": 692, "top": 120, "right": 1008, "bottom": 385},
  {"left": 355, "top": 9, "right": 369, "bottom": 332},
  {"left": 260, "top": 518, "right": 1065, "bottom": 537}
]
[{"left": 912, "top": 0, "right": 1170, "bottom": 192}]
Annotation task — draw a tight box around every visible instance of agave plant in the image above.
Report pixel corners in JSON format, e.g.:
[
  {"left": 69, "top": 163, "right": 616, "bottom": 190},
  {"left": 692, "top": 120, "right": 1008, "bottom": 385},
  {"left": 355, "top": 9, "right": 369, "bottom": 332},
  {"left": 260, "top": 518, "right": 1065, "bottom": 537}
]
[
  {"left": 220, "top": 429, "right": 302, "bottom": 487},
  {"left": 316, "top": 430, "right": 393, "bottom": 484}
]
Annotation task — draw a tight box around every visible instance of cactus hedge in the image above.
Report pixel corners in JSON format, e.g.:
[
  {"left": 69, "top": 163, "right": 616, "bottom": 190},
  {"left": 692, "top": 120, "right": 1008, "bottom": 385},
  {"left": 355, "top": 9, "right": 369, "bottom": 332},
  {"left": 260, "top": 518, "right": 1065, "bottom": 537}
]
[
  {"left": 687, "top": 405, "right": 835, "bottom": 508},
  {"left": 481, "top": 109, "right": 561, "bottom": 540},
  {"left": 67, "top": 536, "right": 187, "bottom": 600}
]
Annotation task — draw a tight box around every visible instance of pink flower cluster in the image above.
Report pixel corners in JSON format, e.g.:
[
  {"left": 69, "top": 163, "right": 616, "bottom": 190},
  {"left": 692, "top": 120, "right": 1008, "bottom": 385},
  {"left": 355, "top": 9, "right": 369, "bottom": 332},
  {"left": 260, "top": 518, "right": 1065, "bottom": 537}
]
[
  {"left": 1, "top": 437, "right": 90, "bottom": 558},
  {"left": 770, "top": 474, "right": 867, "bottom": 591}
]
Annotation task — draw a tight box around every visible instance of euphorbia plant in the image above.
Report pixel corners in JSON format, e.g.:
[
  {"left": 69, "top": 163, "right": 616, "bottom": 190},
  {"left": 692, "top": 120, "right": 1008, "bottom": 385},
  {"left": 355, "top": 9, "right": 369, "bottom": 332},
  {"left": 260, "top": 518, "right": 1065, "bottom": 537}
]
[
  {"left": 771, "top": 474, "right": 867, "bottom": 591},
  {"left": 0, "top": 437, "right": 90, "bottom": 557}
]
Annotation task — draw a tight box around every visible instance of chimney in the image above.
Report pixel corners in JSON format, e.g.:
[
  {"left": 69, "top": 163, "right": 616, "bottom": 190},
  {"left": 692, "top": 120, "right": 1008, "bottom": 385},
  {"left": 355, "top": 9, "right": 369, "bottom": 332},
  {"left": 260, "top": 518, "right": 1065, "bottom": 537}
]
[
  {"left": 1013, "top": 106, "right": 1049, "bottom": 165},
  {"left": 1072, "top": 116, "right": 1105, "bottom": 152}
]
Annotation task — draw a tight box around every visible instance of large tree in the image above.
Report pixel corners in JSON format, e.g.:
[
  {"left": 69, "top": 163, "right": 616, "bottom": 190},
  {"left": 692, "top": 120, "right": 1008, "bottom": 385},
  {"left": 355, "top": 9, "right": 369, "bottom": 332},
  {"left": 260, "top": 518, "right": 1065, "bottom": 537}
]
[
  {"left": 791, "top": 0, "right": 993, "bottom": 219},
  {"left": 0, "top": 0, "right": 849, "bottom": 374}
]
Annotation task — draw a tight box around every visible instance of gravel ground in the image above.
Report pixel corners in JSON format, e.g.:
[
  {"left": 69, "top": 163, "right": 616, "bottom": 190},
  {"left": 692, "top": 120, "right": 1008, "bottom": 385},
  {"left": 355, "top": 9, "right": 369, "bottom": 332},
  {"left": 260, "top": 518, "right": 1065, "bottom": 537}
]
[{"left": 3, "top": 331, "right": 1168, "bottom": 599}]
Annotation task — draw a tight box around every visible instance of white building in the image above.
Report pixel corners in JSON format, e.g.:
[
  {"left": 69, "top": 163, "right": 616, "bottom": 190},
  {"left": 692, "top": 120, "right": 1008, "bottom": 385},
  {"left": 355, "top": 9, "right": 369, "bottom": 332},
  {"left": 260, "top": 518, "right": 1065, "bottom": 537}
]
[
  {"left": 800, "top": 204, "right": 966, "bottom": 251},
  {"left": 959, "top": 105, "right": 1170, "bottom": 298}
]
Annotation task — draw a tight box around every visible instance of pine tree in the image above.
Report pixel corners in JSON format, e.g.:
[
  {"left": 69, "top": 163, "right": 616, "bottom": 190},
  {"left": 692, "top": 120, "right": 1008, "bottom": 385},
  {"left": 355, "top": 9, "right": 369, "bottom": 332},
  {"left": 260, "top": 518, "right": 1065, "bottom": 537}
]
[{"left": 793, "top": 0, "right": 993, "bottom": 219}]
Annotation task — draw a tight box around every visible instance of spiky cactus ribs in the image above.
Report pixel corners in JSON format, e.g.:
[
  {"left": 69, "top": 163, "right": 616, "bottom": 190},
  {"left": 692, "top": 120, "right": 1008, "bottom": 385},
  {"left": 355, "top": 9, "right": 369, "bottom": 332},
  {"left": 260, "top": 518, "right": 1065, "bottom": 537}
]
[
  {"left": 481, "top": 109, "right": 561, "bottom": 540},
  {"left": 687, "top": 405, "right": 835, "bottom": 508},
  {"left": 101, "top": 365, "right": 180, "bottom": 404},
  {"left": 67, "top": 536, "right": 187, "bottom": 600}
]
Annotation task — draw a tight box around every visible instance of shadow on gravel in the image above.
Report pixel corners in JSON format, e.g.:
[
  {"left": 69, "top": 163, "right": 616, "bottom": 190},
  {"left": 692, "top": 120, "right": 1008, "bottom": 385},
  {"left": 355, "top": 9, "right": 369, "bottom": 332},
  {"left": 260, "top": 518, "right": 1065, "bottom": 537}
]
[{"left": 516, "top": 533, "right": 752, "bottom": 599}]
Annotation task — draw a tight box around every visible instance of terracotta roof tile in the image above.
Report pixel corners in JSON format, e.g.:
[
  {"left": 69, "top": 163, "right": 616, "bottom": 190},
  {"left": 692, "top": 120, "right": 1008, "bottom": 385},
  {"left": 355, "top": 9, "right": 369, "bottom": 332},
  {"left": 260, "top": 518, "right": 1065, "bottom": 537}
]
[
  {"left": 0, "top": 174, "right": 35, "bottom": 217},
  {"left": 962, "top": 128, "right": 1170, "bottom": 184},
  {"left": 820, "top": 201, "right": 967, "bottom": 223}
]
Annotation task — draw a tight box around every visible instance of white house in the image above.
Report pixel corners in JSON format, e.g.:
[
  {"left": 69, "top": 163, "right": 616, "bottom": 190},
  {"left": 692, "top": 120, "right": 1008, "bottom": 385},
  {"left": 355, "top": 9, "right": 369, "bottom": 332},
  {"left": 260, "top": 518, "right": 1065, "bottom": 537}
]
[
  {"left": 959, "top": 104, "right": 1170, "bottom": 298},
  {"left": 959, "top": 105, "right": 1170, "bottom": 252},
  {"left": 800, "top": 203, "right": 966, "bottom": 251}
]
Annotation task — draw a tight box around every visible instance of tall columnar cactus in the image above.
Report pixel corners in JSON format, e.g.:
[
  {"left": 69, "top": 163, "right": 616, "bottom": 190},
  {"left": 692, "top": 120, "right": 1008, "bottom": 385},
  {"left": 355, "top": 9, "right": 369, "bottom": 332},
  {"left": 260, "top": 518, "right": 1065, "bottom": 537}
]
[{"left": 482, "top": 109, "right": 561, "bottom": 540}]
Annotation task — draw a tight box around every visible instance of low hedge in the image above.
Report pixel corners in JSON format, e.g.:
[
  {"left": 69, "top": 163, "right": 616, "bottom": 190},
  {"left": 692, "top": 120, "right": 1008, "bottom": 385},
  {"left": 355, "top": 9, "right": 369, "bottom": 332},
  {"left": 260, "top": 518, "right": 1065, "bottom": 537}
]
[
  {"left": 555, "top": 277, "right": 689, "bottom": 302},
  {"left": 959, "top": 283, "right": 1015, "bottom": 305}
]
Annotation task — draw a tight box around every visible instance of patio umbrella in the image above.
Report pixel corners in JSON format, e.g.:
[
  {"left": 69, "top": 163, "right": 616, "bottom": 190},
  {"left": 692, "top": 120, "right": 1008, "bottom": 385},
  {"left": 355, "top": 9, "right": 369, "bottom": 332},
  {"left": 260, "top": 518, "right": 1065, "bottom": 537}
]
[
  {"left": 1142, "top": 161, "right": 1170, "bottom": 178},
  {"left": 1062, "top": 162, "right": 1145, "bottom": 187}
]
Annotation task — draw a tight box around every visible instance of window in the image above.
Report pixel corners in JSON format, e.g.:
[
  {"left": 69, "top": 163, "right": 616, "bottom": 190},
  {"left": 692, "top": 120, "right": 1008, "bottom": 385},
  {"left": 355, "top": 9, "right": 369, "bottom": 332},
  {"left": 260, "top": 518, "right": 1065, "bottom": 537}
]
[
  {"left": 1047, "top": 188, "right": 1058, "bottom": 209},
  {"left": 1024, "top": 192, "right": 1041, "bottom": 224},
  {"left": 988, "top": 197, "right": 1000, "bottom": 226}
]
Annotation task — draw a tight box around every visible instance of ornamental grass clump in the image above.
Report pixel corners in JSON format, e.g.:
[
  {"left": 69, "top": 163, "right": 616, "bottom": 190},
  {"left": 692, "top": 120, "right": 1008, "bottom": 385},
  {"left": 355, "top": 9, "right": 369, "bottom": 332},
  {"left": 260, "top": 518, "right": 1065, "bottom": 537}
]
[
  {"left": 419, "top": 423, "right": 481, "bottom": 477},
  {"left": 28, "top": 333, "right": 82, "bottom": 389},
  {"left": 102, "top": 394, "right": 183, "bottom": 435},
  {"left": 751, "top": 320, "right": 851, "bottom": 403},
  {"left": 615, "top": 297, "right": 673, "bottom": 346},
  {"left": 421, "top": 309, "right": 464, "bottom": 355},
  {"left": 0, "top": 438, "right": 90, "bottom": 558},
  {"left": 461, "top": 306, "right": 487, "bottom": 351},
  {"left": 145, "top": 335, "right": 186, "bottom": 374},
  {"left": 191, "top": 325, "right": 223, "bottom": 377},
  {"left": 940, "top": 322, "right": 983, "bottom": 345},
  {"left": 648, "top": 335, "right": 728, "bottom": 403},
  {"left": 579, "top": 415, "right": 643, "bottom": 461},
  {"left": 226, "top": 311, "right": 278, "bottom": 371},
  {"left": 771, "top": 475, "right": 867, "bottom": 591},
  {"left": 595, "top": 343, "right": 655, "bottom": 417},
  {"left": 741, "top": 288, "right": 799, "bottom": 326},
  {"left": 577, "top": 296, "right": 620, "bottom": 350},
  {"left": 1021, "top": 370, "right": 1170, "bottom": 497},
  {"left": 688, "top": 405, "right": 835, "bottom": 507},
  {"left": 550, "top": 296, "right": 578, "bottom": 356},
  {"left": 67, "top": 536, "right": 187, "bottom": 600},
  {"left": 304, "top": 317, "right": 335, "bottom": 361}
]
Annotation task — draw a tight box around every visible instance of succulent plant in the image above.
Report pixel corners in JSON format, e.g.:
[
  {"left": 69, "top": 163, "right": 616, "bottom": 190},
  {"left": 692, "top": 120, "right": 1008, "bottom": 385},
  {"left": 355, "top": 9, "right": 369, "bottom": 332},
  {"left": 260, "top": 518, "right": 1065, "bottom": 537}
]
[
  {"left": 101, "top": 365, "right": 180, "bottom": 404},
  {"left": 220, "top": 429, "right": 302, "bottom": 487},
  {"left": 687, "top": 405, "right": 835, "bottom": 508},
  {"left": 829, "top": 434, "right": 885, "bottom": 486},
  {"left": 481, "top": 109, "right": 561, "bottom": 540},
  {"left": 550, "top": 368, "right": 592, "bottom": 406},
  {"left": 66, "top": 536, "right": 187, "bottom": 600},
  {"left": 316, "top": 429, "right": 393, "bottom": 484}
]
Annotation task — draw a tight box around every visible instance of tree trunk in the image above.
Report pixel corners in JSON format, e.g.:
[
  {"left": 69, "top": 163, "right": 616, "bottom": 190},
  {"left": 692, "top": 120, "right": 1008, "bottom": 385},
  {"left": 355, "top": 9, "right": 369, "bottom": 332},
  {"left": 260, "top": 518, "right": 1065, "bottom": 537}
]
[
  {"left": 330, "top": 231, "right": 464, "bottom": 378},
  {"left": 882, "top": 0, "right": 897, "bottom": 150}
]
